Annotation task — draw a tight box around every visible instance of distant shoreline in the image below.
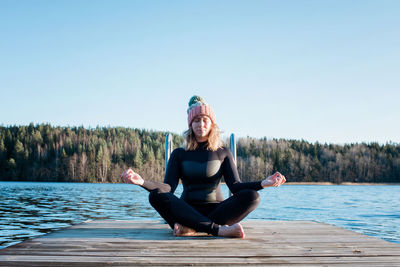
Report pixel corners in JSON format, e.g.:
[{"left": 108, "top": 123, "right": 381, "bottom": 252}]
[
  {"left": 218, "top": 181, "right": 400, "bottom": 186},
  {"left": 1, "top": 181, "right": 399, "bottom": 186},
  {"left": 285, "top": 182, "right": 400, "bottom": 186}
]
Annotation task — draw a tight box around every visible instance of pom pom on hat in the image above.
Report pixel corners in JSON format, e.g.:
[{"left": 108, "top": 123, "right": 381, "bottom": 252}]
[
  {"left": 187, "top": 95, "right": 216, "bottom": 126},
  {"left": 188, "top": 95, "right": 207, "bottom": 108}
]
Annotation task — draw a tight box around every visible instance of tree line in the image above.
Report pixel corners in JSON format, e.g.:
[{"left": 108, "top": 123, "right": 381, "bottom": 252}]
[
  {"left": 0, "top": 124, "right": 399, "bottom": 184},
  {"left": 236, "top": 137, "right": 399, "bottom": 183}
]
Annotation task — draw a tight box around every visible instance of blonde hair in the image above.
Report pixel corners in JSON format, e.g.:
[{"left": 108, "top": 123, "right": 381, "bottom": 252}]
[{"left": 184, "top": 123, "right": 223, "bottom": 151}]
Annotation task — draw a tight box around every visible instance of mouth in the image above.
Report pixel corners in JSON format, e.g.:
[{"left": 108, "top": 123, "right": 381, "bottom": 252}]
[{"left": 195, "top": 129, "right": 208, "bottom": 134}]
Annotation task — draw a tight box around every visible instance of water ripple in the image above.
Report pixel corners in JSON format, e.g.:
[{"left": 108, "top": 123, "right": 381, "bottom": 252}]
[{"left": 0, "top": 182, "right": 399, "bottom": 249}]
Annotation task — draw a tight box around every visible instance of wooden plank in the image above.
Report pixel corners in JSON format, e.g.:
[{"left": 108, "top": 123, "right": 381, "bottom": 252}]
[
  {"left": 2, "top": 255, "right": 400, "bottom": 266},
  {"left": 1, "top": 220, "right": 399, "bottom": 266}
]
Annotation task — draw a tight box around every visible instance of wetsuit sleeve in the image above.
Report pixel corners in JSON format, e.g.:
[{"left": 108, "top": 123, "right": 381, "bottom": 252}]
[
  {"left": 163, "top": 148, "right": 181, "bottom": 194},
  {"left": 222, "top": 148, "right": 263, "bottom": 193},
  {"left": 140, "top": 180, "right": 171, "bottom": 193}
]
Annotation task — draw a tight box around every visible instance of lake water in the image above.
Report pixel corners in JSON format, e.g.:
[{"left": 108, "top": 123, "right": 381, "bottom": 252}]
[{"left": 1, "top": 181, "right": 399, "bottom": 249}]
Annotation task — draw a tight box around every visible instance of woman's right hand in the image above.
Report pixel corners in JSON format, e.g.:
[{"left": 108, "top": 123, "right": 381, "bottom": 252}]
[{"left": 121, "top": 168, "right": 144, "bottom": 186}]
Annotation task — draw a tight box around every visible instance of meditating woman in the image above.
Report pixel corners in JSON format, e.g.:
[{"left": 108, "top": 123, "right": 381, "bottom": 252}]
[{"left": 122, "top": 95, "right": 286, "bottom": 238}]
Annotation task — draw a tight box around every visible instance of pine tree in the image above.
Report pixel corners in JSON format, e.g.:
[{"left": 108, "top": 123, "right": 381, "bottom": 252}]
[{"left": 134, "top": 149, "right": 143, "bottom": 169}]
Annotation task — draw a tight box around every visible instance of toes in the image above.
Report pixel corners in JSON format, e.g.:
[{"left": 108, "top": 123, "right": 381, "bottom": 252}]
[{"left": 173, "top": 223, "right": 180, "bottom": 236}]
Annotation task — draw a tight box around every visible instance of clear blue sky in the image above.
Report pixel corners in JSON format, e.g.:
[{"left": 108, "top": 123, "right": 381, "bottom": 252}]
[{"left": 1, "top": 0, "right": 399, "bottom": 144}]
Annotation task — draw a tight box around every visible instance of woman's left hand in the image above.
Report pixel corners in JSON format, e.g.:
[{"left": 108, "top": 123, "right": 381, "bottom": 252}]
[{"left": 261, "top": 172, "right": 286, "bottom": 188}]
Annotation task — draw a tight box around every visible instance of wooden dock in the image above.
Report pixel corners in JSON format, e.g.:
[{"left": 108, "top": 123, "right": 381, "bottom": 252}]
[{"left": 1, "top": 220, "right": 400, "bottom": 266}]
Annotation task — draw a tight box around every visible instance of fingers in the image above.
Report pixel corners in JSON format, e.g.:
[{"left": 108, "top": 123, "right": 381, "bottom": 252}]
[
  {"left": 281, "top": 175, "right": 286, "bottom": 185},
  {"left": 272, "top": 172, "right": 286, "bottom": 186},
  {"left": 122, "top": 173, "right": 131, "bottom": 184},
  {"left": 121, "top": 168, "right": 144, "bottom": 186},
  {"left": 269, "top": 172, "right": 279, "bottom": 187},
  {"left": 277, "top": 172, "right": 286, "bottom": 185},
  {"left": 262, "top": 172, "right": 286, "bottom": 188},
  {"left": 273, "top": 172, "right": 281, "bottom": 186},
  {"left": 121, "top": 168, "right": 134, "bottom": 183},
  {"left": 121, "top": 169, "right": 131, "bottom": 177},
  {"left": 121, "top": 170, "right": 127, "bottom": 180},
  {"left": 121, "top": 170, "right": 129, "bottom": 179},
  {"left": 272, "top": 172, "right": 280, "bottom": 179},
  {"left": 278, "top": 174, "right": 286, "bottom": 185}
]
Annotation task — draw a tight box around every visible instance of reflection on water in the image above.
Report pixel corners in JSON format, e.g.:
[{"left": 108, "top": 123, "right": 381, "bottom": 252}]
[
  {"left": 0, "top": 182, "right": 158, "bottom": 249},
  {"left": 0, "top": 182, "right": 399, "bottom": 249}
]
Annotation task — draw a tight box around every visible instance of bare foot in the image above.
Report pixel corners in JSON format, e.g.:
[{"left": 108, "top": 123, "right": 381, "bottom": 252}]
[
  {"left": 218, "top": 223, "right": 245, "bottom": 238},
  {"left": 173, "top": 223, "right": 197, "bottom": 236}
]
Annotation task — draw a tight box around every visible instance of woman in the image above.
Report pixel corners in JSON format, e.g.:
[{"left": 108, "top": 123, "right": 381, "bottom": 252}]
[{"left": 122, "top": 95, "right": 286, "bottom": 238}]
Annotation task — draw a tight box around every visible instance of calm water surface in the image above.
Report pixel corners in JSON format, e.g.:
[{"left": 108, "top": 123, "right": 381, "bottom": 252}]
[{"left": 0, "top": 182, "right": 399, "bottom": 249}]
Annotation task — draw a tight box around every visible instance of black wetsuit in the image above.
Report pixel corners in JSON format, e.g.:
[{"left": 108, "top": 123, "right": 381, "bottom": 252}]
[{"left": 140, "top": 142, "right": 263, "bottom": 236}]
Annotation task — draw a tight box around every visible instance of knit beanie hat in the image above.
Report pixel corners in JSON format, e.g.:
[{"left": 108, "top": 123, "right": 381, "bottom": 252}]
[{"left": 187, "top": 95, "right": 216, "bottom": 126}]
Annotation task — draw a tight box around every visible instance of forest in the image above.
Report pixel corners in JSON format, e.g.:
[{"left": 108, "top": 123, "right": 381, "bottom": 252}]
[{"left": 0, "top": 124, "right": 399, "bottom": 184}]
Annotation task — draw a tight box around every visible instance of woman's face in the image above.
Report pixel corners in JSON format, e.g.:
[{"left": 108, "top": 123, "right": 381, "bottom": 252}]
[{"left": 191, "top": 115, "right": 212, "bottom": 142}]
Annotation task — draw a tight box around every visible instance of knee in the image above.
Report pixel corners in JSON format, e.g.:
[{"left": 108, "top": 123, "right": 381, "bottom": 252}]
[
  {"left": 149, "top": 189, "right": 170, "bottom": 208},
  {"left": 237, "top": 189, "right": 260, "bottom": 204},
  {"left": 149, "top": 189, "right": 162, "bottom": 206}
]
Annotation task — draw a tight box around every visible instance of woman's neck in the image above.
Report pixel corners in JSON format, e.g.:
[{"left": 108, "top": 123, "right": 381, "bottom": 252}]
[
  {"left": 195, "top": 136, "right": 208, "bottom": 143},
  {"left": 196, "top": 141, "right": 208, "bottom": 150}
]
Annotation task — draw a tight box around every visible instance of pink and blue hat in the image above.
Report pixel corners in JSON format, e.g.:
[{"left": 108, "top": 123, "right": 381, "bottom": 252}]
[{"left": 187, "top": 95, "right": 216, "bottom": 126}]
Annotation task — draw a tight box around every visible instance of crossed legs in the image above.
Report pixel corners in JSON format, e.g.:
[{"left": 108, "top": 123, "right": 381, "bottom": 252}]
[{"left": 148, "top": 189, "right": 260, "bottom": 238}]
